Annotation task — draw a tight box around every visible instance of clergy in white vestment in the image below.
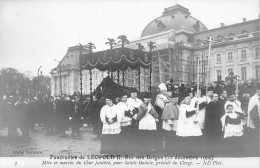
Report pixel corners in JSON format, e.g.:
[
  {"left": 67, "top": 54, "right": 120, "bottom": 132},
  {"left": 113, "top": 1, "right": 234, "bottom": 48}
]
[
  {"left": 176, "top": 93, "right": 202, "bottom": 137},
  {"left": 125, "top": 89, "right": 142, "bottom": 153},
  {"left": 135, "top": 94, "right": 159, "bottom": 153},
  {"left": 221, "top": 104, "right": 244, "bottom": 138},
  {"left": 126, "top": 89, "right": 143, "bottom": 121},
  {"left": 117, "top": 92, "right": 132, "bottom": 153},
  {"left": 224, "top": 91, "right": 245, "bottom": 126},
  {"left": 190, "top": 89, "right": 207, "bottom": 130},
  {"left": 247, "top": 90, "right": 260, "bottom": 129},
  {"left": 246, "top": 88, "right": 260, "bottom": 155},
  {"left": 100, "top": 95, "right": 121, "bottom": 154}
]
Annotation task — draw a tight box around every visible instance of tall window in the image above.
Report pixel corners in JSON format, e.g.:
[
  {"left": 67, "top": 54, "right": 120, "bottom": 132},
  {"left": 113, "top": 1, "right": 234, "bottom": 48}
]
[
  {"left": 196, "top": 57, "right": 199, "bottom": 67},
  {"left": 241, "top": 50, "right": 246, "bottom": 59},
  {"left": 228, "top": 52, "right": 233, "bottom": 61},
  {"left": 241, "top": 67, "right": 247, "bottom": 80},
  {"left": 256, "top": 66, "right": 260, "bottom": 79},
  {"left": 95, "top": 72, "right": 98, "bottom": 80},
  {"left": 216, "top": 54, "right": 221, "bottom": 63},
  {"left": 205, "top": 55, "right": 208, "bottom": 65},
  {"left": 256, "top": 48, "right": 260, "bottom": 58},
  {"left": 217, "top": 70, "right": 221, "bottom": 76}
]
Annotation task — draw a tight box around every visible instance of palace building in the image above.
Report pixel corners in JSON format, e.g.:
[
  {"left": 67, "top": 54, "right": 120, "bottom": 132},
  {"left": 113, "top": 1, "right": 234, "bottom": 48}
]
[{"left": 51, "top": 4, "right": 259, "bottom": 96}]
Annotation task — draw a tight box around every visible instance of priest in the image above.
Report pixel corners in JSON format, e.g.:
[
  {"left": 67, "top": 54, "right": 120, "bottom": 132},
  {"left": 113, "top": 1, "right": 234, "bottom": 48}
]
[
  {"left": 135, "top": 93, "right": 159, "bottom": 153},
  {"left": 161, "top": 92, "right": 180, "bottom": 153},
  {"left": 204, "top": 92, "right": 223, "bottom": 144}
]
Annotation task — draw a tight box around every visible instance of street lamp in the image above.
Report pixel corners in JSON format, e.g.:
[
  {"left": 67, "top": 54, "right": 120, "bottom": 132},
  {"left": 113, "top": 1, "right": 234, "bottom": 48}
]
[
  {"left": 54, "top": 60, "right": 62, "bottom": 96},
  {"left": 37, "top": 66, "right": 42, "bottom": 99}
]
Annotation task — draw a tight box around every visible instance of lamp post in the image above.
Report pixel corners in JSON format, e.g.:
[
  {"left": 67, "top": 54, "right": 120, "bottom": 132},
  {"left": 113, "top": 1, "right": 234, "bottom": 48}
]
[{"left": 37, "top": 66, "right": 42, "bottom": 99}]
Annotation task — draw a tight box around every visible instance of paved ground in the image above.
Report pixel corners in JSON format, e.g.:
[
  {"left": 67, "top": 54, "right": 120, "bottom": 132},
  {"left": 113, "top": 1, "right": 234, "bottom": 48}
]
[
  {"left": 0, "top": 126, "right": 258, "bottom": 157},
  {"left": 0, "top": 126, "right": 100, "bottom": 157}
]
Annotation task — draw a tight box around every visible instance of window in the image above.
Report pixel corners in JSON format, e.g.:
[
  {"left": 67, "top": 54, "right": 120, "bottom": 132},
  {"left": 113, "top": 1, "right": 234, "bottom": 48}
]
[
  {"left": 95, "top": 72, "right": 98, "bottom": 79},
  {"left": 241, "top": 67, "right": 247, "bottom": 80},
  {"left": 195, "top": 57, "right": 200, "bottom": 67},
  {"left": 228, "top": 69, "right": 233, "bottom": 73},
  {"left": 228, "top": 52, "right": 233, "bottom": 61},
  {"left": 217, "top": 70, "right": 221, "bottom": 76},
  {"left": 216, "top": 54, "right": 221, "bottom": 63},
  {"left": 256, "top": 48, "right": 260, "bottom": 58},
  {"left": 241, "top": 50, "right": 246, "bottom": 59},
  {"left": 217, "top": 35, "right": 223, "bottom": 42},
  {"left": 256, "top": 66, "right": 260, "bottom": 79},
  {"left": 205, "top": 55, "right": 208, "bottom": 65}
]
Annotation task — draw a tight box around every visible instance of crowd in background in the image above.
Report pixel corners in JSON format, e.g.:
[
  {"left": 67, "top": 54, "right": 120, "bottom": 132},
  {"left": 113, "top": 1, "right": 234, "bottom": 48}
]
[{"left": 0, "top": 77, "right": 259, "bottom": 156}]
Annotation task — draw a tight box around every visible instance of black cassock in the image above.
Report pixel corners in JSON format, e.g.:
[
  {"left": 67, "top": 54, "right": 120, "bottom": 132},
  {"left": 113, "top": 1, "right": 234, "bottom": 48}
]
[{"left": 204, "top": 101, "right": 223, "bottom": 140}]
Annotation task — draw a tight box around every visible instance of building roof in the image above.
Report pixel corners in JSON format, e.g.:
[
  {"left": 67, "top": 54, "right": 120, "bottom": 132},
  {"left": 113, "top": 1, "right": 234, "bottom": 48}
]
[
  {"left": 192, "top": 19, "right": 259, "bottom": 43},
  {"left": 141, "top": 4, "right": 208, "bottom": 37}
]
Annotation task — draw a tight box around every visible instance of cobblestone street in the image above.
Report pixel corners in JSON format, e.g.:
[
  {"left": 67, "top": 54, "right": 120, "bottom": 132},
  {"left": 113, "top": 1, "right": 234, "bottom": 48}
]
[{"left": 0, "top": 126, "right": 100, "bottom": 157}]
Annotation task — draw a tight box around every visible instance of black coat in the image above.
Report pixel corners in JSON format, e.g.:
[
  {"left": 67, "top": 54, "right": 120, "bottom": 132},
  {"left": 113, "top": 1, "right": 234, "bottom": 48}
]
[{"left": 204, "top": 101, "right": 223, "bottom": 138}]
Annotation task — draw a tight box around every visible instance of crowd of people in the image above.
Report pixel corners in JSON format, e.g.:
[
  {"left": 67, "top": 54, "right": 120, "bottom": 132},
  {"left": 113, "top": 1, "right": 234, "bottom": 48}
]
[
  {"left": 0, "top": 79, "right": 259, "bottom": 156},
  {"left": 0, "top": 93, "right": 89, "bottom": 139},
  {"left": 96, "top": 80, "right": 259, "bottom": 156}
]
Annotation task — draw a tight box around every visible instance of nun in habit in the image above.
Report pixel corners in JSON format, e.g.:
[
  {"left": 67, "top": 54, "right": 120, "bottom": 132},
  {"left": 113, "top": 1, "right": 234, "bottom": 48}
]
[{"left": 100, "top": 95, "right": 121, "bottom": 154}]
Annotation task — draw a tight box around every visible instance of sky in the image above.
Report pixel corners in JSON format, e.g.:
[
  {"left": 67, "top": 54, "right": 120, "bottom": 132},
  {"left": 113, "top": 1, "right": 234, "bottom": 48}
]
[{"left": 0, "top": 0, "right": 259, "bottom": 76}]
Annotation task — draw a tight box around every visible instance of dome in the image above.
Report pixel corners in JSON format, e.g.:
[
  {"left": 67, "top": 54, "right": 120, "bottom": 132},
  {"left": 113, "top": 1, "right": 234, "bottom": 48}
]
[{"left": 141, "top": 4, "right": 208, "bottom": 37}]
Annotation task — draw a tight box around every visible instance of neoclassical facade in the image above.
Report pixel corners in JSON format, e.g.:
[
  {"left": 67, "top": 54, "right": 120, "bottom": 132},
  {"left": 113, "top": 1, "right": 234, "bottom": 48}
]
[
  {"left": 123, "top": 4, "right": 259, "bottom": 91},
  {"left": 50, "top": 46, "right": 108, "bottom": 96},
  {"left": 51, "top": 4, "right": 259, "bottom": 96}
]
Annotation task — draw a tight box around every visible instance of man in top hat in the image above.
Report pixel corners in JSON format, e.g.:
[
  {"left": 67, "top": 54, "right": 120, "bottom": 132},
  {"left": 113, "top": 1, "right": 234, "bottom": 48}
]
[
  {"left": 135, "top": 93, "right": 159, "bottom": 153},
  {"left": 161, "top": 92, "right": 180, "bottom": 152}
]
